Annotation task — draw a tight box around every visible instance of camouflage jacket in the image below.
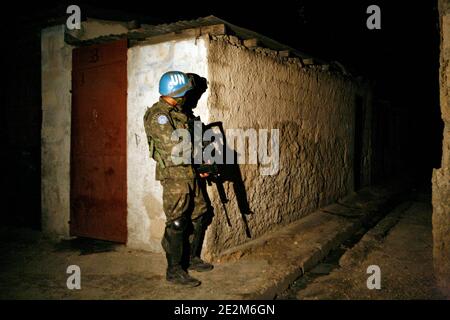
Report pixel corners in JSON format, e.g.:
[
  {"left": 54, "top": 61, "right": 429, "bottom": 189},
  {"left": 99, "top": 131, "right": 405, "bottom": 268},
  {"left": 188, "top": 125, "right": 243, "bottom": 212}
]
[{"left": 143, "top": 98, "right": 195, "bottom": 180}]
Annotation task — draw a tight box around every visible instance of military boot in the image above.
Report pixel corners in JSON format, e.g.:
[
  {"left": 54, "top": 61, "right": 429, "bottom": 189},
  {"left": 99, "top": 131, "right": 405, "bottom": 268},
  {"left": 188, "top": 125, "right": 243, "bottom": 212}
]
[
  {"left": 166, "top": 264, "right": 201, "bottom": 287},
  {"left": 163, "top": 218, "right": 201, "bottom": 287},
  {"left": 188, "top": 216, "right": 214, "bottom": 272},
  {"left": 189, "top": 256, "right": 214, "bottom": 272}
]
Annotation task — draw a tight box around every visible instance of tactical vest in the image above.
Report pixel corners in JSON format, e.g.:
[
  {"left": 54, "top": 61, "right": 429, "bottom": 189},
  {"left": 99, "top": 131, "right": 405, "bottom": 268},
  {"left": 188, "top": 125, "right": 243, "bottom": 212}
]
[{"left": 144, "top": 99, "right": 195, "bottom": 181}]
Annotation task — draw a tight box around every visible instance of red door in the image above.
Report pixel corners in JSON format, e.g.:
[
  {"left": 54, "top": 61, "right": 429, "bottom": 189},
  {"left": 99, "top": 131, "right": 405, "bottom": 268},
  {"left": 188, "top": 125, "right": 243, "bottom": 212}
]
[{"left": 70, "top": 39, "right": 127, "bottom": 243}]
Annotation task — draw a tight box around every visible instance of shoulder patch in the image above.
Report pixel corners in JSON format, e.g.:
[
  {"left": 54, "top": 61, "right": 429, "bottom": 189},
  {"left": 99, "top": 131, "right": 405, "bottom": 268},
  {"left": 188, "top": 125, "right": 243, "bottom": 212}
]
[{"left": 156, "top": 114, "right": 169, "bottom": 125}]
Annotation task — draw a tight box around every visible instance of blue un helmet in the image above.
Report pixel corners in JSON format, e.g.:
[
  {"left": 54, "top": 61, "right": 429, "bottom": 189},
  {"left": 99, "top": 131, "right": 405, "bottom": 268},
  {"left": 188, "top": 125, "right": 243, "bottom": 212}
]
[{"left": 159, "top": 71, "right": 193, "bottom": 98}]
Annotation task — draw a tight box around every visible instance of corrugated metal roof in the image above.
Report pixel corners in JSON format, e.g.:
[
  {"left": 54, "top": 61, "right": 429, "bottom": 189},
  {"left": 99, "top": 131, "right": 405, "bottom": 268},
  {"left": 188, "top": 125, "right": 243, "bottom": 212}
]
[
  {"left": 66, "top": 15, "right": 336, "bottom": 66},
  {"left": 138, "top": 15, "right": 315, "bottom": 60}
]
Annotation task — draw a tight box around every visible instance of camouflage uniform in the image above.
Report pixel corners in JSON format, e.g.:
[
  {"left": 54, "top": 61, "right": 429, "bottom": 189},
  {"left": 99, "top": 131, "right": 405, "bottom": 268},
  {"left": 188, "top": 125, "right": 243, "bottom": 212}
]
[
  {"left": 146, "top": 71, "right": 213, "bottom": 287},
  {"left": 143, "top": 98, "right": 209, "bottom": 223},
  {"left": 143, "top": 97, "right": 213, "bottom": 287}
]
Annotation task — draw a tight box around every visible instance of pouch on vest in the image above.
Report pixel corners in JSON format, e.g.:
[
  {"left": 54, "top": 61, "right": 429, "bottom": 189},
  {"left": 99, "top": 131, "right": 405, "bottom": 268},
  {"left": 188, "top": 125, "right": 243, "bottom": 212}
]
[{"left": 147, "top": 135, "right": 166, "bottom": 169}]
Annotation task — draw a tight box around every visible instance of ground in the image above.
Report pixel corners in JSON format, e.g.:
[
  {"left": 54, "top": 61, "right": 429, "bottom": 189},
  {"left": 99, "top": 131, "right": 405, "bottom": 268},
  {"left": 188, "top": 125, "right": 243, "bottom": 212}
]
[
  {"left": 280, "top": 193, "right": 446, "bottom": 299},
  {"left": 0, "top": 184, "right": 446, "bottom": 300}
]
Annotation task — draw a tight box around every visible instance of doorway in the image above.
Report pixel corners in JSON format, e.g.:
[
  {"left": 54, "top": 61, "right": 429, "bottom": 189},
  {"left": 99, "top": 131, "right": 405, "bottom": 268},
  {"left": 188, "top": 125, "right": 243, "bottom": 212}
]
[{"left": 70, "top": 39, "right": 127, "bottom": 243}]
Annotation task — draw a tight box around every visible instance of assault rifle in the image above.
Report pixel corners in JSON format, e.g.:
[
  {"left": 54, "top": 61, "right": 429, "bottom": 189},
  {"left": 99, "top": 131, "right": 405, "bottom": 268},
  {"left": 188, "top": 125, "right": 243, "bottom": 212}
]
[{"left": 187, "top": 117, "right": 251, "bottom": 238}]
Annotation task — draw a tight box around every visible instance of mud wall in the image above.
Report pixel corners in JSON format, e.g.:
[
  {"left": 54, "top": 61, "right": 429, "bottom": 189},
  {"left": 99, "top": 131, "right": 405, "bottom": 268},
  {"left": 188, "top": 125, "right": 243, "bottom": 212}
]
[
  {"left": 203, "top": 36, "right": 371, "bottom": 259},
  {"left": 433, "top": 0, "right": 450, "bottom": 297}
]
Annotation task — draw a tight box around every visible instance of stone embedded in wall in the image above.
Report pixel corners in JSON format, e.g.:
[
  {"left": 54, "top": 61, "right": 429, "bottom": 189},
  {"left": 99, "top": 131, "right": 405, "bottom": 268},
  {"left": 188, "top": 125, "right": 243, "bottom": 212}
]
[
  {"left": 228, "top": 35, "right": 241, "bottom": 46},
  {"left": 278, "top": 50, "right": 291, "bottom": 58},
  {"left": 243, "top": 38, "right": 260, "bottom": 48}
]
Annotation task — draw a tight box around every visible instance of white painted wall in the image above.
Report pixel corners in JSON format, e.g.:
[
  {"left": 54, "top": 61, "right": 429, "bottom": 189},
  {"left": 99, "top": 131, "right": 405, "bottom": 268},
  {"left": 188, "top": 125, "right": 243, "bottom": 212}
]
[
  {"left": 127, "top": 36, "right": 209, "bottom": 252},
  {"left": 41, "top": 25, "right": 73, "bottom": 239}
]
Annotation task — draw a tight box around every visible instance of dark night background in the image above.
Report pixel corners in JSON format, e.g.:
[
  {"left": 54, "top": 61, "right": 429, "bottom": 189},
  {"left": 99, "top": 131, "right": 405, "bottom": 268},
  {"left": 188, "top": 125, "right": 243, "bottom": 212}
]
[{"left": 0, "top": 0, "right": 442, "bottom": 229}]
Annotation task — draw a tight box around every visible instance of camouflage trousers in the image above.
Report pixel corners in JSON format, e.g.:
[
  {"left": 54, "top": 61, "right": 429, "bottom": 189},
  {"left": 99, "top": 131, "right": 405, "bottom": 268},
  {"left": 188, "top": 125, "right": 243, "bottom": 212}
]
[{"left": 161, "top": 178, "right": 209, "bottom": 223}]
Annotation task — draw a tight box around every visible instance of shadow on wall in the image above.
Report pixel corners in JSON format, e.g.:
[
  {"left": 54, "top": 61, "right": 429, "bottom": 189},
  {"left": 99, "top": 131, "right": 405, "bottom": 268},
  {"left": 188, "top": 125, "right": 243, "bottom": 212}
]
[
  {"left": 206, "top": 121, "right": 253, "bottom": 238},
  {"left": 185, "top": 73, "right": 253, "bottom": 239}
]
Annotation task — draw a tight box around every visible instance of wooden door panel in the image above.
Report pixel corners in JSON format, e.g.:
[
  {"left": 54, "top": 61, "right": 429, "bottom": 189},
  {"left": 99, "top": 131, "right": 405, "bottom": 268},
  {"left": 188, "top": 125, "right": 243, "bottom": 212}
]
[{"left": 70, "top": 39, "right": 127, "bottom": 243}]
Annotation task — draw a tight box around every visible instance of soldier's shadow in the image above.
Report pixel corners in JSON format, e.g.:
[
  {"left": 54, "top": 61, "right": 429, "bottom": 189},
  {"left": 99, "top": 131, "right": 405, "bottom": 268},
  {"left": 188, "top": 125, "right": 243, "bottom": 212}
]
[
  {"left": 182, "top": 121, "right": 253, "bottom": 268},
  {"left": 182, "top": 74, "right": 252, "bottom": 267},
  {"left": 201, "top": 121, "right": 253, "bottom": 238}
]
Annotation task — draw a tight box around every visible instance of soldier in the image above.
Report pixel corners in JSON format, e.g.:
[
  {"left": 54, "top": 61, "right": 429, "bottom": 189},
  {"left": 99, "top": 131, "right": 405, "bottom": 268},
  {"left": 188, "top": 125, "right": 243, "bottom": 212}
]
[{"left": 143, "top": 71, "right": 213, "bottom": 287}]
